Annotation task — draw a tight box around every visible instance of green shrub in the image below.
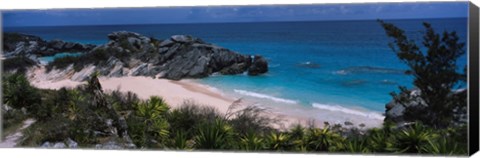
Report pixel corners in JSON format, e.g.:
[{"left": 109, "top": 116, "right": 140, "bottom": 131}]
[
  {"left": 46, "top": 47, "right": 135, "bottom": 72},
  {"left": 194, "top": 119, "right": 235, "bottom": 150},
  {"left": 2, "top": 73, "right": 42, "bottom": 113},
  {"left": 226, "top": 104, "right": 276, "bottom": 136},
  {"left": 1, "top": 106, "right": 28, "bottom": 134},
  {"left": 343, "top": 136, "right": 370, "bottom": 153},
  {"left": 128, "top": 96, "right": 170, "bottom": 148},
  {"left": 265, "top": 132, "right": 292, "bottom": 151},
  {"left": 389, "top": 122, "right": 438, "bottom": 153},
  {"left": 126, "top": 115, "right": 148, "bottom": 147},
  {"left": 170, "top": 130, "right": 191, "bottom": 150},
  {"left": 107, "top": 90, "right": 140, "bottom": 111},
  {"left": 19, "top": 116, "right": 71, "bottom": 146},
  {"left": 238, "top": 131, "right": 265, "bottom": 151},
  {"left": 303, "top": 126, "right": 345, "bottom": 152},
  {"left": 166, "top": 102, "right": 222, "bottom": 138},
  {"left": 3, "top": 56, "right": 37, "bottom": 74},
  {"left": 421, "top": 136, "right": 465, "bottom": 155}
]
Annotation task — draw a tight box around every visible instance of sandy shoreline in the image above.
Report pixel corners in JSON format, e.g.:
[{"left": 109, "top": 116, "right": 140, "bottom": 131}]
[{"left": 28, "top": 67, "right": 383, "bottom": 130}]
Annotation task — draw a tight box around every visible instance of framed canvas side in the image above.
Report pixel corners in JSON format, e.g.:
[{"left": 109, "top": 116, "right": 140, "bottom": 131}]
[{"left": 469, "top": 1, "right": 479, "bottom": 156}]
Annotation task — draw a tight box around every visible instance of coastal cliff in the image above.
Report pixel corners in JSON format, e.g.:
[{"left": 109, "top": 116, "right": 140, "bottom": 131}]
[{"left": 3, "top": 31, "right": 268, "bottom": 81}]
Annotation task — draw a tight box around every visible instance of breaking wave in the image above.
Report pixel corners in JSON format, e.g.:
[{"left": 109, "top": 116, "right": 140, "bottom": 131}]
[
  {"left": 312, "top": 103, "right": 384, "bottom": 120},
  {"left": 233, "top": 89, "right": 298, "bottom": 104}
]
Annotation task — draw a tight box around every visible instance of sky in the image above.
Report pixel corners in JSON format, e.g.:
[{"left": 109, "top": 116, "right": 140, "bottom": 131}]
[{"left": 1, "top": 2, "right": 469, "bottom": 27}]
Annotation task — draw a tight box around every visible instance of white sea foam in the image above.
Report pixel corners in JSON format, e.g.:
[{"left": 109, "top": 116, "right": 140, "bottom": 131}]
[
  {"left": 233, "top": 89, "right": 298, "bottom": 104},
  {"left": 312, "top": 103, "right": 384, "bottom": 120}
]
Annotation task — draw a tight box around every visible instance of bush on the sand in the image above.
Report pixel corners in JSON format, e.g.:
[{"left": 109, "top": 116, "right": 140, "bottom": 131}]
[
  {"left": 107, "top": 90, "right": 140, "bottom": 111},
  {"left": 224, "top": 101, "right": 277, "bottom": 137},
  {"left": 46, "top": 47, "right": 130, "bottom": 72},
  {"left": 166, "top": 101, "right": 222, "bottom": 139},
  {"left": 3, "top": 55, "right": 37, "bottom": 74}
]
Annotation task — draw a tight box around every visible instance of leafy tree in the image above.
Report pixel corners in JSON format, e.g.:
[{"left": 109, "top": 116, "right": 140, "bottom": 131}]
[{"left": 378, "top": 20, "right": 467, "bottom": 128}]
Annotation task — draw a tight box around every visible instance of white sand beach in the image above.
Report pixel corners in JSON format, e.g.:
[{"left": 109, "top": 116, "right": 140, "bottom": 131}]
[{"left": 28, "top": 66, "right": 384, "bottom": 130}]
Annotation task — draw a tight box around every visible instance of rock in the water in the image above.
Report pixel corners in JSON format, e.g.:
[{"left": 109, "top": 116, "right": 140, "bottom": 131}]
[{"left": 248, "top": 55, "right": 268, "bottom": 75}]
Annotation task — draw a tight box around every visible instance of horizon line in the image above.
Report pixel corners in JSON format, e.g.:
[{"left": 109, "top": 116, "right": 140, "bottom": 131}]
[{"left": 2, "top": 16, "right": 467, "bottom": 28}]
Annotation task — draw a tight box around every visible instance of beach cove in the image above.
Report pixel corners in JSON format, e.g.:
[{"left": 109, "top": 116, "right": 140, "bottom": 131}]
[{"left": 28, "top": 66, "right": 384, "bottom": 129}]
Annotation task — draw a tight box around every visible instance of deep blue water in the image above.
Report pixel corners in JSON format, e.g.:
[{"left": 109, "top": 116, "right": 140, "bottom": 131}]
[{"left": 4, "top": 18, "right": 468, "bottom": 112}]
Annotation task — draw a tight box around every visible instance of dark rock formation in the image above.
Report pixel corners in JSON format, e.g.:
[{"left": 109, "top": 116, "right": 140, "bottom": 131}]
[
  {"left": 70, "top": 32, "right": 267, "bottom": 80},
  {"left": 47, "top": 40, "right": 95, "bottom": 53},
  {"left": 87, "top": 74, "right": 129, "bottom": 138},
  {"left": 248, "top": 55, "right": 268, "bottom": 76},
  {"left": 384, "top": 89, "right": 425, "bottom": 125},
  {"left": 2, "top": 32, "right": 95, "bottom": 59}
]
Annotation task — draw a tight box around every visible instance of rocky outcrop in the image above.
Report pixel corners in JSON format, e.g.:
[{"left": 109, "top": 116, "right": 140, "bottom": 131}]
[
  {"left": 47, "top": 40, "right": 95, "bottom": 54},
  {"left": 2, "top": 33, "right": 95, "bottom": 59},
  {"left": 248, "top": 55, "right": 268, "bottom": 76},
  {"left": 384, "top": 89, "right": 426, "bottom": 125},
  {"left": 41, "top": 31, "right": 268, "bottom": 81}
]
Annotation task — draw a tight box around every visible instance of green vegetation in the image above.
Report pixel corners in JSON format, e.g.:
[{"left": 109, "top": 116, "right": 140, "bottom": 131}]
[
  {"left": 2, "top": 73, "right": 41, "bottom": 112},
  {"left": 3, "top": 55, "right": 37, "bottom": 74},
  {"left": 1, "top": 73, "right": 466, "bottom": 155},
  {"left": 46, "top": 48, "right": 111, "bottom": 71}
]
